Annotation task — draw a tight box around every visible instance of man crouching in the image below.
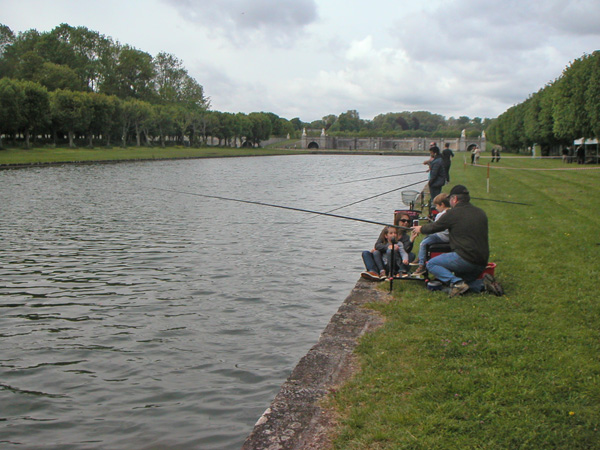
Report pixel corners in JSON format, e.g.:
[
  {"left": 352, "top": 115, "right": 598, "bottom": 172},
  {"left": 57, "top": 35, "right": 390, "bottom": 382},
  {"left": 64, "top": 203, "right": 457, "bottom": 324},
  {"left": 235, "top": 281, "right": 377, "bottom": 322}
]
[{"left": 412, "top": 184, "right": 503, "bottom": 297}]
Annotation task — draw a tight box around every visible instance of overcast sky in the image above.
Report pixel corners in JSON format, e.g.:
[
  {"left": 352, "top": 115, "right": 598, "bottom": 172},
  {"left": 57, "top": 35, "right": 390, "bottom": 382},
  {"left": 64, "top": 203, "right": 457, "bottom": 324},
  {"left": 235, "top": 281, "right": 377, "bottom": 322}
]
[{"left": 2, "top": 0, "right": 599, "bottom": 122}]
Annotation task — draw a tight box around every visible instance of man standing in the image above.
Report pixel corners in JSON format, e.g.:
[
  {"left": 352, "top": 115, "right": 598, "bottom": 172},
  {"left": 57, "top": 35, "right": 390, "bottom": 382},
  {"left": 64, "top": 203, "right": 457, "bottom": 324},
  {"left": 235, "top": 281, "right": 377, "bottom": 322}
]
[
  {"left": 427, "top": 146, "right": 446, "bottom": 202},
  {"left": 412, "top": 185, "right": 503, "bottom": 297},
  {"left": 441, "top": 143, "right": 454, "bottom": 181}
]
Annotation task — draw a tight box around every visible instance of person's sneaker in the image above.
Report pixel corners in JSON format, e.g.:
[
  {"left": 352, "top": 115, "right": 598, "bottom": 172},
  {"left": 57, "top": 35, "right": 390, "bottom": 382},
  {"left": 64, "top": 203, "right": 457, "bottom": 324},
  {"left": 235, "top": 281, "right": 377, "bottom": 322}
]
[
  {"left": 483, "top": 273, "right": 504, "bottom": 296},
  {"left": 379, "top": 270, "right": 387, "bottom": 279},
  {"left": 401, "top": 272, "right": 409, "bottom": 278},
  {"left": 361, "top": 271, "right": 381, "bottom": 281},
  {"left": 412, "top": 265, "right": 427, "bottom": 277},
  {"left": 449, "top": 280, "right": 469, "bottom": 297}
]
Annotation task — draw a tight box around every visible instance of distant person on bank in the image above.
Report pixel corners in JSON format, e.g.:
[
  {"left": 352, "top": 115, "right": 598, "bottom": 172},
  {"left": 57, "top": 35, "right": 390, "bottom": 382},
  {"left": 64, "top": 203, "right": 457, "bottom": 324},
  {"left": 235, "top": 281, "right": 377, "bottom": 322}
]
[
  {"left": 426, "top": 146, "right": 447, "bottom": 203},
  {"left": 442, "top": 143, "right": 454, "bottom": 181},
  {"left": 412, "top": 185, "right": 503, "bottom": 297}
]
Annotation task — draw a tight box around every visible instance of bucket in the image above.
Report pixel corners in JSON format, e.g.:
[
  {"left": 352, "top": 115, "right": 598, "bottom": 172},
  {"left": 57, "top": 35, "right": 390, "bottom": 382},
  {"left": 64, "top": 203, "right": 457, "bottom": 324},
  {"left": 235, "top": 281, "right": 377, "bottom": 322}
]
[
  {"left": 426, "top": 280, "right": 444, "bottom": 291},
  {"left": 477, "top": 262, "right": 496, "bottom": 279}
]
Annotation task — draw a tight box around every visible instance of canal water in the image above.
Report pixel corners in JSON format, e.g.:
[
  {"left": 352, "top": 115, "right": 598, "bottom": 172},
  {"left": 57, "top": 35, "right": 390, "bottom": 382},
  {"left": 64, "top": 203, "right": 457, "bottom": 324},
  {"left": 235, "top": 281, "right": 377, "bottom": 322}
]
[{"left": 0, "top": 154, "right": 427, "bottom": 449}]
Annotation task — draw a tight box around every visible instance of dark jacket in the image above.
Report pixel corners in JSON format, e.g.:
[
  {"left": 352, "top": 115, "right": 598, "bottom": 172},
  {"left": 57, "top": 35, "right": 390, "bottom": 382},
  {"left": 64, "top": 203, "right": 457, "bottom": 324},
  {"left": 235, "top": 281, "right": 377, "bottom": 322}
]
[
  {"left": 442, "top": 148, "right": 454, "bottom": 166},
  {"left": 420, "top": 201, "right": 489, "bottom": 266},
  {"left": 428, "top": 155, "right": 446, "bottom": 189}
]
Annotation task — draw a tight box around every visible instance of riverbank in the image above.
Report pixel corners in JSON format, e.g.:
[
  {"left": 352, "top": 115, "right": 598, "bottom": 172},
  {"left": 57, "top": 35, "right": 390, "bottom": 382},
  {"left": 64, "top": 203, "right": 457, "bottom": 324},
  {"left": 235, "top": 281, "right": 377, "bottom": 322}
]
[
  {"left": 328, "top": 157, "right": 600, "bottom": 449},
  {"left": 0, "top": 146, "right": 304, "bottom": 167},
  {"left": 243, "top": 156, "right": 600, "bottom": 449},
  {"left": 0, "top": 145, "right": 429, "bottom": 168},
  {"left": 241, "top": 278, "right": 388, "bottom": 450}
]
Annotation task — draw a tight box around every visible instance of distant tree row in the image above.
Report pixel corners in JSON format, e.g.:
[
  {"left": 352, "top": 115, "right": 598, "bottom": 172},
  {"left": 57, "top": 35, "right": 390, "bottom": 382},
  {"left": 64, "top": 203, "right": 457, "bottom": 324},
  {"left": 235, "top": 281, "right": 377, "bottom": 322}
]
[
  {"left": 0, "top": 77, "right": 294, "bottom": 148},
  {"left": 0, "top": 23, "right": 208, "bottom": 106},
  {"left": 0, "top": 23, "right": 297, "bottom": 148},
  {"left": 299, "top": 110, "right": 490, "bottom": 138},
  {"left": 486, "top": 51, "right": 600, "bottom": 153}
]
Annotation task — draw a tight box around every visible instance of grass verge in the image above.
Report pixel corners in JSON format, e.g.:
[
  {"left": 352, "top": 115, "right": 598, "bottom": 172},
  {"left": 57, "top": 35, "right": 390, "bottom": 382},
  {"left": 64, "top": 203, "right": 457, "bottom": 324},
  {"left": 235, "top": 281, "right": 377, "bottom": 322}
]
[
  {"left": 330, "top": 156, "right": 600, "bottom": 449},
  {"left": 0, "top": 145, "right": 306, "bottom": 166}
]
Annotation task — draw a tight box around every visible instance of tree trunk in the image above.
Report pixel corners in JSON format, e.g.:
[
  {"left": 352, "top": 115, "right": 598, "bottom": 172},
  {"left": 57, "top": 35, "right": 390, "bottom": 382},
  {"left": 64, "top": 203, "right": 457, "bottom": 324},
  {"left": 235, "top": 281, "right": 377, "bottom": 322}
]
[
  {"left": 68, "top": 130, "right": 75, "bottom": 148},
  {"left": 135, "top": 123, "right": 141, "bottom": 147},
  {"left": 24, "top": 130, "right": 31, "bottom": 149}
]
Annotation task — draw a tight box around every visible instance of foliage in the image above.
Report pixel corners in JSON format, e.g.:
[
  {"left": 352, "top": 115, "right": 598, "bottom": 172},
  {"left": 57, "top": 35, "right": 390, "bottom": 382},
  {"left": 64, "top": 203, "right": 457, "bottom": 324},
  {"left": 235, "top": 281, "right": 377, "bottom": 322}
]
[{"left": 487, "top": 51, "right": 600, "bottom": 152}]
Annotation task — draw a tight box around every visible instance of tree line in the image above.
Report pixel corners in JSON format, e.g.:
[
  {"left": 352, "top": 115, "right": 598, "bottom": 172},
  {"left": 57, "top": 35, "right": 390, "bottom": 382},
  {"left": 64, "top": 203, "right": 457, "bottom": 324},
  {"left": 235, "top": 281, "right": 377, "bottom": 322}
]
[
  {"left": 0, "top": 22, "right": 493, "bottom": 149},
  {"left": 304, "top": 110, "right": 490, "bottom": 138},
  {"left": 0, "top": 23, "right": 298, "bottom": 148},
  {"left": 486, "top": 51, "right": 600, "bottom": 153}
]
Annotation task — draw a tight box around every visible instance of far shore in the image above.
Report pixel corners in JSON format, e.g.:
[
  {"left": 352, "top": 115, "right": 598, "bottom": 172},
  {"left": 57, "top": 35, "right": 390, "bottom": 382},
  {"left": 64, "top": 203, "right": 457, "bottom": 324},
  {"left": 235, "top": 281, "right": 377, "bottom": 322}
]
[{"left": 0, "top": 146, "right": 430, "bottom": 168}]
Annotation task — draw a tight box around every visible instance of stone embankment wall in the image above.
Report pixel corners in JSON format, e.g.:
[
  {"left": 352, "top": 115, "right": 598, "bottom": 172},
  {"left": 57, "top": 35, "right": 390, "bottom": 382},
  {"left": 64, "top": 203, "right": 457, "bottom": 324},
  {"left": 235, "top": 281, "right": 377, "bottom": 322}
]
[{"left": 241, "top": 279, "right": 389, "bottom": 450}]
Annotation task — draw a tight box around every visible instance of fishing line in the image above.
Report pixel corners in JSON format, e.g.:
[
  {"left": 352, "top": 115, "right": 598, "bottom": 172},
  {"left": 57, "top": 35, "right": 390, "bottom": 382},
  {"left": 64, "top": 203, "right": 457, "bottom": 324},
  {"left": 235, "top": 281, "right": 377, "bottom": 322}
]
[
  {"left": 151, "top": 187, "right": 411, "bottom": 229},
  {"left": 335, "top": 162, "right": 425, "bottom": 179},
  {"left": 471, "top": 197, "right": 532, "bottom": 206},
  {"left": 320, "top": 179, "right": 428, "bottom": 215},
  {"left": 295, "top": 179, "right": 428, "bottom": 225},
  {"left": 330, "top": 169, "right": 429, "bottom": 186}
]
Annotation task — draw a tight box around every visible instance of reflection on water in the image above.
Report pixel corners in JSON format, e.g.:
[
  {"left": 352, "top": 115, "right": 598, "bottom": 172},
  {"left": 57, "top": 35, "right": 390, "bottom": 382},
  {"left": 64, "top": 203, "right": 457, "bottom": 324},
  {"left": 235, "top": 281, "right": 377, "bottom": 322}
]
[{"left": 0, "top": 155, "right": 426, "bottom": 449}]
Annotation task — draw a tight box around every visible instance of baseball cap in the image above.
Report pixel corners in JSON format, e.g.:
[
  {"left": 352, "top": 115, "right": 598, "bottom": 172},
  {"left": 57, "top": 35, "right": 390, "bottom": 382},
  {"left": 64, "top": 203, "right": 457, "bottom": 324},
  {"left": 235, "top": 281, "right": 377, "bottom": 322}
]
[{"left": 449, "top": 185, "right": 469, "bottom": 196}]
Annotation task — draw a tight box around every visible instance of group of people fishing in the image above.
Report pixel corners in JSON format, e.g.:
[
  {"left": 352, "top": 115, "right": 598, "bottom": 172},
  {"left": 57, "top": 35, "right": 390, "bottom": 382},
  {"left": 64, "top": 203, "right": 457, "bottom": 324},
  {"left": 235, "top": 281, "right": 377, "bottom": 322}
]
[{"left": 361, "top": 143, "right": 504, "bottom": 298}]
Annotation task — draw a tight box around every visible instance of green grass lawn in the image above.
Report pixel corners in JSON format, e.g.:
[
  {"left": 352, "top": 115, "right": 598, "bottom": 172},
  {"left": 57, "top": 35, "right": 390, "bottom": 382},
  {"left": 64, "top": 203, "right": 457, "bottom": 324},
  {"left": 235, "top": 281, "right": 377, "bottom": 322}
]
[
  {"left": 0, "top": 145, "right": 305, "bottom": 165},
  {"left": 330, "top": 155, "right": 600, "bottom": 449}
]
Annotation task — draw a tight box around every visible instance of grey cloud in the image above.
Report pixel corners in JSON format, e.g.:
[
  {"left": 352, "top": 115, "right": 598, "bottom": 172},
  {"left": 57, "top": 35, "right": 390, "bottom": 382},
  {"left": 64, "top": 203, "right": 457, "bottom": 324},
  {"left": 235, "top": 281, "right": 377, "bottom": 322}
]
[
  {"left": 394, "top": 0, "right": 600, "bottom": 63},
  {"left": 162, "top": 0, "right": 318, "bottom": 45}
]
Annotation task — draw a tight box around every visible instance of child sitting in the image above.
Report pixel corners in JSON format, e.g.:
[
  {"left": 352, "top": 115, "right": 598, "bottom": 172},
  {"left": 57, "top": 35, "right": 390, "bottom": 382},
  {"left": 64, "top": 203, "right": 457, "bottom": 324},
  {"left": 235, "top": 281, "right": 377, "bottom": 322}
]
[
  {"left": 411, "top": 193, "right": 450, "bottom": 277},
  {"left": 361, "top": 225, "right": 409, "bottom": 280}
]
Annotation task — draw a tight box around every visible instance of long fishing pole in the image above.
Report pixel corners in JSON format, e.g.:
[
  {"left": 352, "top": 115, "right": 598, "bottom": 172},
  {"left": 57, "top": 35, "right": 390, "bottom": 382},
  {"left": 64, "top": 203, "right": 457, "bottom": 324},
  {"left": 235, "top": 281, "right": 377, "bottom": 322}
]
[
  {"left": 331, "top": 169, "right": 429, "bottom": 186},
  {"left": 151, "top": 187, "right": 412, "bottom": 230}
]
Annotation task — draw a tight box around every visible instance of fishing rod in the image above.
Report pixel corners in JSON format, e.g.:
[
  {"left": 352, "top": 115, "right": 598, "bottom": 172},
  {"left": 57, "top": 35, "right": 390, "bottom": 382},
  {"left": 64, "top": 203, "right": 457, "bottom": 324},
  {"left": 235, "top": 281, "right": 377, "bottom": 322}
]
[
  {"left": 295, "top": 178, "right": 428, "bottom": 226},
  {"left": 471, "top": 197, "right": 532, "bottom": 206},
  {"left": 320, "top": 179, "right": 429, "bottom": 215},
  {"left": 331, "top": 169, "right": 429, "bottom": 186},
  {"left": 151, "top": 187, "right": 412, "bottom": 230},
  {"left": 349, "top": 162, "right": 425, "bottom": 178}
]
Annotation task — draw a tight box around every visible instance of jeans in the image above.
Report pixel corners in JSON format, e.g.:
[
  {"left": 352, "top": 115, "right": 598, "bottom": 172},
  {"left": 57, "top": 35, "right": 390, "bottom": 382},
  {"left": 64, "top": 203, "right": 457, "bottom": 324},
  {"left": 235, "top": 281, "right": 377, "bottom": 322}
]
[
  {"left": 362, "top": 250, "right": 385, "bottom": 274},
  {"left": 426, "top": 252, "right": 485, "bottom": 292},
  {"left": 429, "top": 185, "right": 442, "bottom": 201},
  {"left": 417, "top": 234, "right": 448, "bottom": 265}
]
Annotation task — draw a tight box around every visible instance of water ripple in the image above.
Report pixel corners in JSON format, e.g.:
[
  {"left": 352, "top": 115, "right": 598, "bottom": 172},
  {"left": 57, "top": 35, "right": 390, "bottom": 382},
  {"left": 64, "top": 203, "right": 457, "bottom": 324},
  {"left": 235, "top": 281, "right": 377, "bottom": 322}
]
[{"left": 0, "top": 155, "right": 425, "bottom": 449}]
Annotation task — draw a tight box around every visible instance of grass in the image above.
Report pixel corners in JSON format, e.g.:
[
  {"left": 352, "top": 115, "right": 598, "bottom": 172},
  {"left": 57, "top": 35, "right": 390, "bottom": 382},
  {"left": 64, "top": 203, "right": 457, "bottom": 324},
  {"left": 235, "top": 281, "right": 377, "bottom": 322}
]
[
  {"left": 0, "top": 145, "right": 307, "bottom": 165},
  {"left": 329, "top": 155, "right": 600, "bottom": 449}
]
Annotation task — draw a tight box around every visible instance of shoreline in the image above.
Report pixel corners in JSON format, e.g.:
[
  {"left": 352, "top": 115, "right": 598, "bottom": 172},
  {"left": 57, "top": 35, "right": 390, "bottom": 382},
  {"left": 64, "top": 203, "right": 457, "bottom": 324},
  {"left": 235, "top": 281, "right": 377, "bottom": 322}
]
[
  {"left": 0, "top": 149, "right": 430, "bottom": 170},
  {"left": 241, "top": 279, "right": 388, "bottom": 450}
]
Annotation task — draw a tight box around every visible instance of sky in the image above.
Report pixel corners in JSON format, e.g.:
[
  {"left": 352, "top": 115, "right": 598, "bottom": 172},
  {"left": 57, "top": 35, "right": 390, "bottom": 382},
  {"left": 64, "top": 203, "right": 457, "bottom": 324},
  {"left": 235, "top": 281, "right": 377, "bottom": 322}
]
[{"left": 2, "top": 0, "right": 599, "bottom": 122}]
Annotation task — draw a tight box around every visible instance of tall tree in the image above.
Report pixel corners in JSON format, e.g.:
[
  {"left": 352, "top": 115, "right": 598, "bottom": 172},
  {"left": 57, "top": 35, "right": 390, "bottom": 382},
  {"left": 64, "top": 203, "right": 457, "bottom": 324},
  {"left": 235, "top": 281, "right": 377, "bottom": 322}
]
[
  {"left": 101, "top": 45, "right": 156, "bottom": 101},
  {"left": 153, "top": 52, "right": 187, "bottom": 104},
  {"left": 50, "top": 89, "right": 92, "bottom": 147},
  {"left": 18, "top": 80, "right": 50, "bottom": 148},
  {"left": 0, "top": 78, "right": 24, "bottom": 147}
]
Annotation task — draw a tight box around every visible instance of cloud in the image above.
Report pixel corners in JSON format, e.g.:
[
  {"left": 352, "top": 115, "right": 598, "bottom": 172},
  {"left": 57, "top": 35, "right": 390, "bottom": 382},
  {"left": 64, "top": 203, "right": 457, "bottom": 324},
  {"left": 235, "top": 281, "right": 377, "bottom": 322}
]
[{"left": 162, "top": 0, "right": 318, "bottom": 46}]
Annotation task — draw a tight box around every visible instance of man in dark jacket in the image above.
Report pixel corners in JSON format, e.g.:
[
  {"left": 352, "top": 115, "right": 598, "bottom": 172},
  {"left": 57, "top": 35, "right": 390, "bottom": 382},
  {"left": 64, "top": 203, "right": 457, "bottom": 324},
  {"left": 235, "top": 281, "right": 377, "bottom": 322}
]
[
  {"left": 441, "top": 143, "right": 454, "bottom": 181},
  {"left": 427, "top": 146, "right": 446, "bottom": 202},
  {"left": 412, "top": 184, "right": 503, "bottom": 297}
]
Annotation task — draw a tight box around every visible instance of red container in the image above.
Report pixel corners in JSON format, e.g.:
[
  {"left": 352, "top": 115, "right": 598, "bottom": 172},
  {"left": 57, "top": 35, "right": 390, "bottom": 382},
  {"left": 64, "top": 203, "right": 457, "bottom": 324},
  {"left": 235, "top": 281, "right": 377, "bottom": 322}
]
[{"left": 478, "top": 262, "right": 496, "bottom": 279}]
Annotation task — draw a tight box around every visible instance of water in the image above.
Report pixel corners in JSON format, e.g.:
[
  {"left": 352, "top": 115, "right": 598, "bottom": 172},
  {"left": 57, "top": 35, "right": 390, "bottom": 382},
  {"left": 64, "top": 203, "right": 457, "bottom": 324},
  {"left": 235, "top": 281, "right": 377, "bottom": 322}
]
[{"left": 0, "top": 155, "right": 427, "bottom": 449}]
